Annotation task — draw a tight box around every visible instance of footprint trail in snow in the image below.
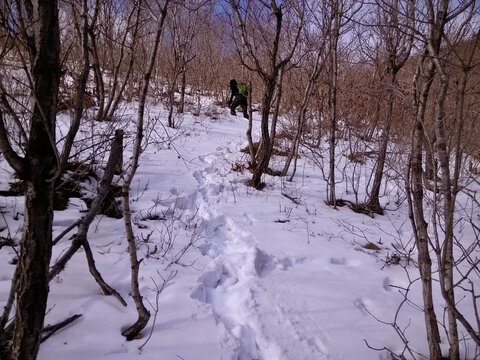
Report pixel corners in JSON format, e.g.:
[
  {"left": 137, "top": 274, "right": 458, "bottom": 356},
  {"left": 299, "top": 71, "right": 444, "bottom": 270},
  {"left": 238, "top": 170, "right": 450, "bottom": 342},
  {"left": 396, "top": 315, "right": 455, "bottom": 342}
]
[{"left": 188, "top": 148, "right": 330, "bottom": 360}]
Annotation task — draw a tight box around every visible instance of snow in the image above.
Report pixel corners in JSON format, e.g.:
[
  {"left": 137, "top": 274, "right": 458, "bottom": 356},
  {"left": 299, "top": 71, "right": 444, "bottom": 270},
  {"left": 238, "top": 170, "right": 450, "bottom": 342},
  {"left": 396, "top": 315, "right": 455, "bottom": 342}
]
[{"left": 0, "top": 98, "right": 478, "bottom": 359}]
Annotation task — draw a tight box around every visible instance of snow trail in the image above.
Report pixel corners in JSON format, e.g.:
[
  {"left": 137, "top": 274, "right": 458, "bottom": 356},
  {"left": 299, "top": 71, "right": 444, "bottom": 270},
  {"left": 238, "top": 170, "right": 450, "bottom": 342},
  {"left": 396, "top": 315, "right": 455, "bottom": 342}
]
[{"left": 189, "top": 144, "right": 330, "bottom": 360}]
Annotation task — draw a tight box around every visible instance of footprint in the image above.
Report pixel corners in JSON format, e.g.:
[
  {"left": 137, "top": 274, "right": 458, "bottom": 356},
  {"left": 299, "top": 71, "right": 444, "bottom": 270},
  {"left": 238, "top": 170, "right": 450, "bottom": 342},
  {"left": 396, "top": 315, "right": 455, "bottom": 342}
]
[
  {"left": 382, "top": 277, "right": 392, "bottom": 292},
  {"left": 253, "top": 248, "right": 274, "bottom": 277},
  {"left": 330, "top": 257, "right": 346, "bottom": 265},
  {"left": 354, "top": 297, "right": 368, "bottom": 315}
]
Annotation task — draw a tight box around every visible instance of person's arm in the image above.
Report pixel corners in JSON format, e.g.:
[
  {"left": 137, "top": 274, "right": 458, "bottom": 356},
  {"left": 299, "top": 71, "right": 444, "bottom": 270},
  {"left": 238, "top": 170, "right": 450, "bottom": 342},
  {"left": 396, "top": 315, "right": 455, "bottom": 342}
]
[{"left": 228, "top": 85, "right": 237, "bottom": 106}]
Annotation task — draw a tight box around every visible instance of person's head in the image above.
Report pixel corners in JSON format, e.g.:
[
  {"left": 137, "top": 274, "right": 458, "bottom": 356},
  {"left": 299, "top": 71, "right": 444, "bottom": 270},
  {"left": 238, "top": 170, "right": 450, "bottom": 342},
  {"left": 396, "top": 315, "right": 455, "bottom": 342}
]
[{"left": 229, "top": 79, "right": 237, "bottom": 87}]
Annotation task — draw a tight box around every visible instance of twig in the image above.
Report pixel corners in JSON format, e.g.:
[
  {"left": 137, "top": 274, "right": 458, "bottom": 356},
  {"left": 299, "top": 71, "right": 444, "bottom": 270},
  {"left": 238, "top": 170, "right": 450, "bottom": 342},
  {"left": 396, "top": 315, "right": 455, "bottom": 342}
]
[
  {"left": 138, "top": 270, "right": 177, "bottom": 351},
  {"left": 282, "top": 192, "right": 300, "bottom": 204},
  {"left": 52, "top": 220, "right": 80, "bottom": 246},
  {"left": 41, "top": 314, "right": 82, "bottom": 343}
]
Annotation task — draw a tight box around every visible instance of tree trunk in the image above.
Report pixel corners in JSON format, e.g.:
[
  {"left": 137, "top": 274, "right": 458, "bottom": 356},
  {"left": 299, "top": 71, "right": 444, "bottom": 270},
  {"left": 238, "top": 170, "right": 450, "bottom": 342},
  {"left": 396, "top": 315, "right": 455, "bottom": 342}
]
[
  {"left": 368, "top": 0, "right": 413, "bottom": 209},
  {"left": 368, "top": 70, "right": 395, "bottom": 213},
  {"left": 284, "top": 49, "right": 324, "bottom": 179},
  {"left": 178, "top": 69, "right": 186, "bottom": 114},
  {"left": 10, "top": 2, "right": 61, "bottom": 358},
  {"left": 424, "top": 131, "right": 437, "bottom": 181},
  {"left": 409, "top": 57, "right": 442, "bottom": 360},
  {"left": 89, "top": 29, "right": 106, "bottom": 122},
  {"left": 246, "top": 82, "right": 256, "bottom": 169},
  {"left": 327, "top": 48, "right": 337, "bottom": 206},
  {"left": 121, "top": 0, "right": 171, "bottom": 340},
  {"left": 423, "top": 1, "right": 464, "bottom": 355},
  {"left": 167, "top": 79, "right": 176, "bottom": 128},
  {"left": 12, "top": 180, "right": 55, "bottom": 360},
  {"left": 411, "top": 121, "right": 443, "bottom": 360},
  {"left": 250, "top": 77, "right": 276, "bottom": 189},
  {"left": 283, "top": 106, "right": 305, "bottom": 179},
  {"left": 327, "top": 0, "right": 341, "bottom": 206},
  {"left": 121, "top": 189, "right": 151, "bottom": 340},
  {"left": 430, "top": 52, "right": 459, "bottom": 360}
]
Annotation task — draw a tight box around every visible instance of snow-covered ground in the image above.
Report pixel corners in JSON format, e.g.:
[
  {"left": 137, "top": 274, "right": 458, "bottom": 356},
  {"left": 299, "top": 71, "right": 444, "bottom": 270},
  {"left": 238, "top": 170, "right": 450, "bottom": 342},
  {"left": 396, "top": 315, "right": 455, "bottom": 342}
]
[{"left": 0, "top": 98, "right": 477, "bottom": 359}]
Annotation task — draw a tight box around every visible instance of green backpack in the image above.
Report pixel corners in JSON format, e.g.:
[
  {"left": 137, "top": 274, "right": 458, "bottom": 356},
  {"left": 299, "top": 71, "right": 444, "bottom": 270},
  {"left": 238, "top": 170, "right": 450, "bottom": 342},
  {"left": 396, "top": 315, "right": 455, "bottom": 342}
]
[{"left": 237, "top": 82, "right": 248, "bottom": 96}]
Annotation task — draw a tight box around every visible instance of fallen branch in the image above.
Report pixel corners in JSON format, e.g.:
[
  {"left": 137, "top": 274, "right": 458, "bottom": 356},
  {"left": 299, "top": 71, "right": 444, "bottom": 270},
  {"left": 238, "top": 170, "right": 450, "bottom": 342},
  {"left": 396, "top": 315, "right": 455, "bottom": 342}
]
[
  {"left": 83, "top": 240, "right": 127, "bottom": 306},
  {"left": 52, "top": 220, "right": 80, "bottom": 246},
  {"left": 41, "top": 314, "right": 82, "bottom": 343},
  {"left": 282, "top": 192, "right": 300, "bottom": 205},
  {"left": 49, "top": 130, "right": 126, "bottom": 309}
]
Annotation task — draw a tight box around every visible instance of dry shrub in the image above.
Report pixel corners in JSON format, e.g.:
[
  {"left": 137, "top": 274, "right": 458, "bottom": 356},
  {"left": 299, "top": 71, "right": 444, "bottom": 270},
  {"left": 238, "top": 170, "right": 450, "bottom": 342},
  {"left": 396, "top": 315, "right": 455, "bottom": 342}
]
[
  {"left": 363, "top": 242, "right": 381, "bottom": 251},
  {"left": 231, "top": 161, "right": 247, "bottom": 173},
  {"left": 276, "top": 128, "right": 295, "bottom": 142},
  {"left": 58, "top": 90, "right": 96, "bottom": 112},
  {"left": 346, "top": 151, "right": 375, "bottom": 164},
  {"left": 240, "top": 142, "right": 260, "bottom": 154},
  {"left": 240, "top": 140, "right": 290, "bottom": 158}
]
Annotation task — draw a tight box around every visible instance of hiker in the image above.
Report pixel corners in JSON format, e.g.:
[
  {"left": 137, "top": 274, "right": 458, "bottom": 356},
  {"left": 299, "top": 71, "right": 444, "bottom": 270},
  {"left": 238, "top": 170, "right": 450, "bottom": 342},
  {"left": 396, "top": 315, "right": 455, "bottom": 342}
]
[{"left": 227, "top": 79, "right": 249, "bottom": 119}]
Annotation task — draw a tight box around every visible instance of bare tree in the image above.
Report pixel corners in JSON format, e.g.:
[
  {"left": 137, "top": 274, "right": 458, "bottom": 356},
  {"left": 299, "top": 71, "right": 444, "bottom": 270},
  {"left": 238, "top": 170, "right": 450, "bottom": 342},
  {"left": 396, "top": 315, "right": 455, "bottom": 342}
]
[
  {"left": 426, "top": 2, "right": 479, "bottom": 358},
  {"left": 121, "top": 0, "right": 171, "bottom": 340},
  {"left": 165, "top": 1, "right": 205, "bottom": 127},
  {"left": 0, "top": 0, "right": 137, "bottom": 356},
  {"left": 228, "top": 0, "right": 304, "bottom": 189},
  {"left": 407, "top": 46, "right": 443, "bottom": 360},
  {"left": 324, "top": 0, "right": 361, "bottom": 206},
  {"left": 88, "top": 0, "right": 142, "bottom": 122},
  {"left": 0, "top": 0, "right": 75, "bottom": 358},
  {"left": 366, "top": 0, "right": 414, "bottom": 213},
  {"left": 406, "top": 1, "right": 479, "bottom": 358},
  {"left": 281, "top": 2, "right": 329, "bottom": 180}
]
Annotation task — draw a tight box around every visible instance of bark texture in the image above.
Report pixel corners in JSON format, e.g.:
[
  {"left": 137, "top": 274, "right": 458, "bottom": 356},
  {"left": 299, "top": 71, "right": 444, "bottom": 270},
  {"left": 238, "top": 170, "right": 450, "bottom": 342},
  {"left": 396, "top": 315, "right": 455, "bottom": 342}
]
[{"left": 10, "top": 2, "right": 61, "bottom": 359}]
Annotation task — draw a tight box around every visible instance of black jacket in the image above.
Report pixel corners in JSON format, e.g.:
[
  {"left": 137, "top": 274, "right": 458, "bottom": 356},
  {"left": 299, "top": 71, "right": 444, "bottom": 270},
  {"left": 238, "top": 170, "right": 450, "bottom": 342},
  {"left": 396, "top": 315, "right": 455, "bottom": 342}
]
[{"left": 228, "top": 79, "right": 239, "bottom": 105}]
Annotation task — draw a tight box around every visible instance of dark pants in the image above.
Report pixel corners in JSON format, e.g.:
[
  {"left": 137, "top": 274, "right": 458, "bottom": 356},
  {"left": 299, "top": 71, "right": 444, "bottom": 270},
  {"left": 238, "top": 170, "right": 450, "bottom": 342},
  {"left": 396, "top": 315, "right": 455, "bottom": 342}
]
[{"left": 230, "top": 95, "right": 249, "bottom": 119}]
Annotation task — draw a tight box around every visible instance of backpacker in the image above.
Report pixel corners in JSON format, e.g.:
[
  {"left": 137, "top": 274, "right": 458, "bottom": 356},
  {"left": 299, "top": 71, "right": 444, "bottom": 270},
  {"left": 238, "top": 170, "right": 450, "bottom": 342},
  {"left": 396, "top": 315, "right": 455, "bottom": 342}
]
[{"left": 237, "top": 82, "right": 248, "bottom": 96}]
